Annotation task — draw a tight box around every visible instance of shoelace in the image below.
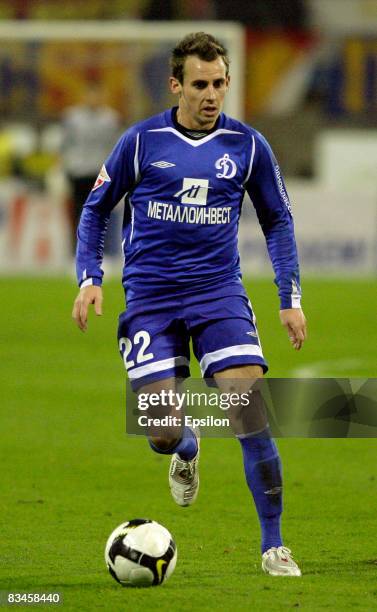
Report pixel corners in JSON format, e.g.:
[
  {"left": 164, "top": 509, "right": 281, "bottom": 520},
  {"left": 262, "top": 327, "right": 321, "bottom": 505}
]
[
  {"left": 170, "top": 458, "right": 195, "bottom": 483},
  {"left": 276, "top": 546, "right": 292, "bottom": 561}
]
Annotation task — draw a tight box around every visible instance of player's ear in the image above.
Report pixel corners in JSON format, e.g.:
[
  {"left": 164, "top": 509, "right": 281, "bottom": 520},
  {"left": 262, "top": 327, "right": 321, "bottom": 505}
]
[
  {"left": 225, "top": 74, "right": 231, "bottom": 91},
  {"left": 169, "top": 76, "right": 182, "bottom": 96}
]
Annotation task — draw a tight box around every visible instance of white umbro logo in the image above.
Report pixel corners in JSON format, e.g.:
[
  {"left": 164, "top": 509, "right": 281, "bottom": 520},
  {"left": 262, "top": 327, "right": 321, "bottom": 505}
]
[
  {"left": 151, "top": 161, "right": 176, "bottom": 168},
  {"left": 246, "top": 331, "right": 258, "bottom": 338}
]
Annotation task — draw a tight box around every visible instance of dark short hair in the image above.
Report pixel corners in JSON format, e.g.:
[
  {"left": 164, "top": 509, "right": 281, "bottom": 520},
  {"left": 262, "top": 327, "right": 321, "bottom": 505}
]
[{"left": 170, "top": 32, "right": 230, "bottom": 84}]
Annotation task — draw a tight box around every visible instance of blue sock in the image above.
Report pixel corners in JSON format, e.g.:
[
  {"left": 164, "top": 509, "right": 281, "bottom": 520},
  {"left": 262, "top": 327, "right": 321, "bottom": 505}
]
[
  {"left": 238, "top": 429, "right": 283, "bottom": 554},
  {"left": 148, "top": 426, "right": 198, "bottom": 461}
]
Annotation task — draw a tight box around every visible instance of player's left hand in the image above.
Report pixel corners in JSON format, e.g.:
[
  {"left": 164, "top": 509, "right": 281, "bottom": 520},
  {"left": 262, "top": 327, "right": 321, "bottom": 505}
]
[{"left": 279, "top": 308, "right": 307, "bottom": 350}]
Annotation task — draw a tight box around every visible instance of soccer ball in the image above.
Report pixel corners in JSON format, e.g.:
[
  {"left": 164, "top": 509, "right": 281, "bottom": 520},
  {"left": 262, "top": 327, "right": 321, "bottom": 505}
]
[{"left": 104, "top": 519, "right": 177, "bottom": 587}]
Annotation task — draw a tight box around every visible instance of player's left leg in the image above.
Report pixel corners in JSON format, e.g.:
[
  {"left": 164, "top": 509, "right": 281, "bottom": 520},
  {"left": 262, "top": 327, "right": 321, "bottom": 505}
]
[
  {"left": 186, "top": 288, "right": 301, "bottom": 573},
  {"left": 214, "top": 365, "right": 301, "bottom": 577}
]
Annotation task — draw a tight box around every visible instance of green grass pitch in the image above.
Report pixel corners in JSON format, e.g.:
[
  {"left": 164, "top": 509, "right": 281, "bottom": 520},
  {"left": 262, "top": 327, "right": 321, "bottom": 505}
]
[{"left": 1, "top": 277, "right": 377, "bottom": 611}]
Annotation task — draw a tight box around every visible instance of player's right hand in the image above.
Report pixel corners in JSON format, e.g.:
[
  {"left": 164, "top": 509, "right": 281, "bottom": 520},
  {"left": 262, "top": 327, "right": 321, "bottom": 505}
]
[{"left": 72, "top": 285, "right": 103, "bottom": 332}]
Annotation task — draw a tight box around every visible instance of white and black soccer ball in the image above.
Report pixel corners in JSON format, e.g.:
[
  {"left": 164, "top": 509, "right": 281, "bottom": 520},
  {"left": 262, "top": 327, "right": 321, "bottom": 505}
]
[{"left": 105, "top": 519, "right": 177, "bottom": 587}]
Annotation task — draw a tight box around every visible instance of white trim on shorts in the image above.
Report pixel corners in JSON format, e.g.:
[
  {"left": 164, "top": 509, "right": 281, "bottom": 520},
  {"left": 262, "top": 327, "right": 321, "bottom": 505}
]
[
  {"left": 199, "top": 344, "right": 264, "bottom": 375},
  {"left": 127, "top": 356, "right": 189, "bottom": 380}
]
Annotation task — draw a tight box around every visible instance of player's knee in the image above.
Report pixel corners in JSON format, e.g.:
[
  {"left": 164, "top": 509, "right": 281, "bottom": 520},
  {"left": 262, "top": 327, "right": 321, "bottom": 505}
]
[
  {"left": 149, "top": 435, "right": 180, "bottom": 452},
  {"left": 215, "top": 364, "right": 264, "bottom": 394},
  {"left": 228, "top": 388, "right": 268, "bottom": 436}
]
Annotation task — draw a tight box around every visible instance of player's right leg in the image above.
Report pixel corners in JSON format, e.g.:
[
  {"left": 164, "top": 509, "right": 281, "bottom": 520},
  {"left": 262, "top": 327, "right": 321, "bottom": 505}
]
[
  {"left": 117, "top": 307, "right": 199, "bottom": 506},
  {"left": 137, "top": 377, "right": 200, "bottom": 507}
]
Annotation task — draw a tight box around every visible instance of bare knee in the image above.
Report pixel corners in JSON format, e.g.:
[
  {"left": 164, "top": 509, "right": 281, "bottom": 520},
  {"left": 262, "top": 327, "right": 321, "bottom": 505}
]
[
  {"left": 149, "top": 435, "right": 180, "bottom": 451},
  {"left": 214, "top": 364, "right": 264, "bottom": 394}
]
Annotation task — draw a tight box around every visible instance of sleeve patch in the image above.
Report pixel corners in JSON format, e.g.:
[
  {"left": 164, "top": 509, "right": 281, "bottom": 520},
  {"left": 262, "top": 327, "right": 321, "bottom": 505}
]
[{"left": 92, "top": 164, "right": 111, "bottom": 191}]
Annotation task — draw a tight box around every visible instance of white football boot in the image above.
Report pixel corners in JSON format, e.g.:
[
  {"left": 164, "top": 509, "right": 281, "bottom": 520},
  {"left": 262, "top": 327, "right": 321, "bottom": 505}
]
[
  {"left": 262, "top": 546, "right": 302, "bottom": 576},
  {"left": 169, "top": 427, "right": 200, "bottom": 507}
]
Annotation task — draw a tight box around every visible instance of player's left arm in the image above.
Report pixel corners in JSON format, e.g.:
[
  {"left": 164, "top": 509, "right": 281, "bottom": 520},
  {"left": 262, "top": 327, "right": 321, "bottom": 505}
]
[{"left": 245, "top": 131, "right": 307, "bottom": 350}]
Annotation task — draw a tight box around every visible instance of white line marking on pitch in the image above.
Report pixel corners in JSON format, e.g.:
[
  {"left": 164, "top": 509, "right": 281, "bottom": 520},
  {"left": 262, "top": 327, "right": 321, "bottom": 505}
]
[{"left": 290, "top": 358, "right": 364, "bottom": 378}]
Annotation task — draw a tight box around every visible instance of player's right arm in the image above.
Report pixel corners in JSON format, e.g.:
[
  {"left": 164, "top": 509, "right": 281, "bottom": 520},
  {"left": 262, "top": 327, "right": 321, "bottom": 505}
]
[{"left": 72, "top": 128, "right": 139, "bottom": 331}]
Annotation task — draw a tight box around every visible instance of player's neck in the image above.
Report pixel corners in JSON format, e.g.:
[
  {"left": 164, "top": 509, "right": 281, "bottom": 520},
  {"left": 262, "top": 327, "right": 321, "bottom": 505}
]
[
  {"left": 173, "top": 107, "right": 219, "bottom": 139},
  {"left": 176, "top": 107, "right": 216, "bottom": 131}
]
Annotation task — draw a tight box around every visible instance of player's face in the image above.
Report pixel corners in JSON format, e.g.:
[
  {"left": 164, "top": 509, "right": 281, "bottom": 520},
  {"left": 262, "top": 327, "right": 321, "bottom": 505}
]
[{"left": 170, "top": 55, "right": 230, "bottom": 130}]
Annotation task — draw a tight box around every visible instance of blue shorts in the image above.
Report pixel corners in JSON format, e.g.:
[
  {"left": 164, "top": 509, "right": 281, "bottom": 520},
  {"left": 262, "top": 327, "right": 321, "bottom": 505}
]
[{"left": 117, "top": 284, "right": 268, "bottom": 390}]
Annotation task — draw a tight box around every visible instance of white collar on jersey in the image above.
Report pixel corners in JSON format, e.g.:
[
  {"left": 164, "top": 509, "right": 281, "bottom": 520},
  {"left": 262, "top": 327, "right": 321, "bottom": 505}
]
[{"left": 147, "top": 126, "right": 244, "bottom": 147}]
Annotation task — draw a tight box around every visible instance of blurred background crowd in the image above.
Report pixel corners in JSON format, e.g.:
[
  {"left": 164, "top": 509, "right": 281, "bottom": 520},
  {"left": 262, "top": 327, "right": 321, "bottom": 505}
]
[{"left": 0, "top": 0, "right": 376, "bottom": 274}]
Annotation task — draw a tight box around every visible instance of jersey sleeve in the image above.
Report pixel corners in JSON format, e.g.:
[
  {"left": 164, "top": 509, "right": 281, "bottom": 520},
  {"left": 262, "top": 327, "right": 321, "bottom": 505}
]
[
  {"left": 245, "top": 132, "right": 301, "bottom": 310},
  {"left": 75, "top": 129, "right": 139, "bottom": 287}
]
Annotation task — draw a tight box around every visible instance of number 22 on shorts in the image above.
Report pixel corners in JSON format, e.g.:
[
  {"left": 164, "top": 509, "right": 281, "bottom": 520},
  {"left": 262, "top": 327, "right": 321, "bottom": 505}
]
[{"left": 119, "top": 331, "right": 154, "bottom": 369}]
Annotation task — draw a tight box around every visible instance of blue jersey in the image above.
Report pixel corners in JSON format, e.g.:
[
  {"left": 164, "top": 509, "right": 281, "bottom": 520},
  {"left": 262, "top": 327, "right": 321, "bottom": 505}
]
[{"left": 76, "top": 108, "right": 301, "bottom": 309}]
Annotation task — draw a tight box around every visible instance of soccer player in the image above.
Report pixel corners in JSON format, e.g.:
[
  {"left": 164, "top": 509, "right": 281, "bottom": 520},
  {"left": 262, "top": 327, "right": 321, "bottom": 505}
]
[{"left": 72, "top": 32, "right": 307, "bottom": 577}]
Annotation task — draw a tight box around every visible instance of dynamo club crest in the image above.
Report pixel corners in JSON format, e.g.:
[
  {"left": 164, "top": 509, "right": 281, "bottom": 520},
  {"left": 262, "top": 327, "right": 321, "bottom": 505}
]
[{"left": 215, "top": 153, "right": 237, "bottom": 179}]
